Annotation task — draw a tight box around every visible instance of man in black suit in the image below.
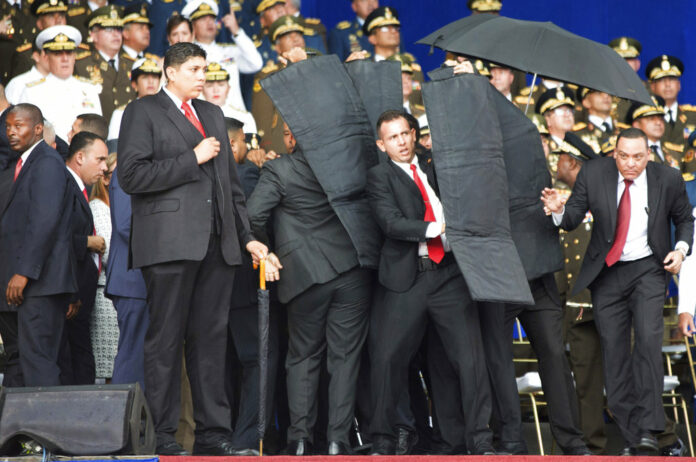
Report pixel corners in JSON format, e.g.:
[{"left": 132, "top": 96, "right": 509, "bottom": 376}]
[
  {"left": 59, "top": 131, "right": 108, "bottom": 385},
  {"left": 0, "top": 103, "right": 76, "bottom": 386},
  {"left": 366, "top": 110, "right": 494, "bottom": 456},
  {"left": 542, "top": 127, "right": 694, "bottom": 455},
  {"left": 117, "top": 42, "right": 267, "bottom": 456},
  {"left": 246, "top": 124, "right": 373, "bottom": 456}
]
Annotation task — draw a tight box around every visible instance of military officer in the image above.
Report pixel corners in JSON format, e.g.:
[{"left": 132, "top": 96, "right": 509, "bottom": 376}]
[
  {"left": 5, "top": 41, "right": 48, "bottom": 103},
  {"left": 327, "top": 0, "right": 376, "bottom": 61},
  {"left": 73, "top": 5, "right": 135, "bottom": 122},
  {"left": 573, "top": 86, "right": 615, "bottom": 153},
  {"left": 646, "top": 55, "right": 696, "bottom": 144},
  {"left": 516, "top": 79, "right": 573, "bottom": 115},
  {"left": 202, "top": 62, "right": 257, "bottom": 134},
  {"left": 553, "top": 132, "right": 606, "bottom": 454},
  {"left": 363, "top": 6, "right": 400, "bottom": 61},
  {"left": 17, "top": 25, "right": 101, "bottom": 140},
  {"left": 388, "top": 53, "right": 424, "bottom": 118},
  {"left": 121, "top": 2, "right": 159, "bottom": 61},
  {"left": 284, "top": 0, "right": 326, "bottom": 51},
  {"left": 608, "top": 37, "right": 643, "bottom": 124},
  {"left": 0, "top": 0, "right": 35, "bottom": 84},
  {"left": 253, "top": 0, "right": 289, "bottom": 65},
  {"left": 536, "top": 86, "right": 577, "bottom": 151},
  {"left": 183, "top": 0, "right": 262, "bottom": 111}
]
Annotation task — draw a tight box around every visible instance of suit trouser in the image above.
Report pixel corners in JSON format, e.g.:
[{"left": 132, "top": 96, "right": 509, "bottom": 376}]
[
  {"left": 0, "top": 311, "right": 23, "bottom": 386},
  {"left": 370, "top": 260, "right": 492, "bottom": 452},
  {"left": 285, "top": 267, "right": 371, "bottom": 444},
  {"left": 480, "top": 278, "right": 584, "bottom": 452},
  {"left": 111, "top": 295, "right": 149, "bottom": 389},
  {"left": 141, "top": 234, "right": 236, "bottom": 445},
  {"left": 590, "top": 256, "right": 666, "bottom": 445},
  {"left": 59, "top": 273, "right": 97, "bottom": 385}
]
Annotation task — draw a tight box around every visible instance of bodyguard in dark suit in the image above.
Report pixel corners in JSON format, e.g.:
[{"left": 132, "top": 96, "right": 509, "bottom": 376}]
[
  {"left": 542, "top": 128, "right": 694, "bottom": 454},
  {"left": 0, "top": 104, "right": 76, "bottom": 387},
  {"left": 117, "top": 42, "right": 267, "bottom": 456},
  {"left": 366, "top": 110, "right": 494, "bottom": 456},
  {"left": 105, "top": 166, "right": 148, "bottom": 389}
]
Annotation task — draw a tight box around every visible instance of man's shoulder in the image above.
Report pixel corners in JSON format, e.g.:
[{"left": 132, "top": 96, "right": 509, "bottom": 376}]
[{"left": 367, "top": 160, "right": 393, "bottom": 181}]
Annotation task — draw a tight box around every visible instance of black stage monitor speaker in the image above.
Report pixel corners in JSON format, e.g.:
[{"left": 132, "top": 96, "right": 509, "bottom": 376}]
[{"left": 0, "top": 383, "right": 155, "bottom": 456}]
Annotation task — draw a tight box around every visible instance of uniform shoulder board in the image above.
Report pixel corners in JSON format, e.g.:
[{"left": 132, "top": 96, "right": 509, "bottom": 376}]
[
  {"left": 15, "top": 43, "right": 31, "bottom": 52},
  {"left": 78, "top": 43, "right": 90, "bottom": 50},
  {"left": 75, "top": 75, "right": 96, "bottom": 85},
  {"left": 144, "top": 52, "right": 160, "bottom": 61},
  {"left": 616, "top": 121, "right": 631, "bottom": 130},
  {"left": 572, "top": 122, "right": 587, "bottom": 131},
  {"left": 253, "top": 39, "right": 262, "bottom": 47},
  {"left": 25, "top": 77, "right": 46, "bottom": 88},
  {"left": 76, "top": 50, "right": 91, "bottom": 59},
  {"left": 664, "top": 141, "right": 684, "bottom": 153},
  {"left": 122, "top": 53, "right": 135, "bottom": 61},
  {"left": 414, "top": 104, "right": 425, "bottom": 111},
  {"left": 519, "top": 85, "right": 535, "bottom": 96},
  {"left": 412, "top": 62, "right": 421, "bottom": 72},
  {"left": 303, "top": 27, "right": 316, "bottom": 36},
  {"left": 261, "top": 61, "right": 278, "bottom": 73},
  {"left": 680, "top": 104, "right": 696, "bottom": 112},
  {"left": 683, "top": 172, "right": 695, "bottom": 181},
  {"left": 305, "top": 17, "right": 321, "bottom": 24},
  {"left": 337, "top": 20, "right": 351, "bottom": 30},
  {"left": 68, "top": 6, "right": 85, "bottom": 16},
  {"left": 514, "top": 95, "right": 532, "bottom": 105}
]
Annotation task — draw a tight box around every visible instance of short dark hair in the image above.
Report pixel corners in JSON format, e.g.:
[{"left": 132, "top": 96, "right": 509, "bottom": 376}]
[
  {"left": 616, "top": 127, "right": 649, "bottom": 151},
  {"left": 164, "top": 42, "right": 206, "bottom": 75},
  {"left": 68, "top": 131, "right": 104, "bottom": 160},
  {"left": 225, "top": 117, "right": 244, "bottom": 133},
  {"left": 76, "top": 113, "right": 108, "bottom": 139},
  {"left": 9, "top": 103, "right": 44, "bottom": 127},
  {"left": 376, "top": 109, "right": 409, "bottom": 138},
  {"left": 166, "top": 14, "right": 192, "bottom": 37},
  {"left": 403, "top": 112, "right": 420, "bottom": 142}
]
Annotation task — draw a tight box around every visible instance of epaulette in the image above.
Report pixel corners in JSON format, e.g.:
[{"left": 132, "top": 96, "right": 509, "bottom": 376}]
[
  {"left": 616, "top": 121, "right": 630, "bottom": 129},
  {"left": 261, "top": 60, "right": 278, "bottom": 74},
  {"left": 683, "top": 172, "right": 695, "bottom": 181},
  {"left": 680, "top": 104, "right": 696, "bottom": 112},
  {"left": 572, "top": 122, "right": 587, "bottom": 131},
  {"left": 303, "top": 27, "right": 316, "bottom": 36},
  {"left": 566, "top": 83, "right": 578, "bottom": 90},
  {"left": 304, "top": 17, "right": 321, "bottom": 25},
  {"left": 78, "top": 43, "right": 90, "bottom": 50},
  {"left": 115, "top": 103, "right": 128, "bottom": 111},
  {"left": 403, "top": 52, "right": 416, "bottom": 61},
  {"left": 254, "top": 39, "right": 262, "bottom": 47},
  {"left": 16, "top": 43, "right": 31, "bottom": 52},
  {"left": 337, "top": 20, "right": 351, "bottom": 30},
  {"left": 514, "top": 95, "right": 532, "bottom": 105},
  {"left": 121, "top": 53, "right": 135, "bottom": 61},
  {"left": 75, "top": 75, "right": 96, "bottom": 85},
  {"left": 253, "top": 79, "right": 262, "bottom": 93},
  {"left": 76, "top": 50, "right": 91, "bottom": 59},
  {"left": 68, "top": 6, "right": 85, "bottom": 16},
  {"left": 664, "top": 141, "right": 684, "bottom": 153},
  {"left": 25, "top": 77, "right": 46, "bottom": 88},
  {"left": 411, "top": 62, "right": 421, "bottom": 72},
  {"left": 519, "top": 85, "right": 536, "bottom": 96},
  {"left": 144, "top": 52, "right": 160, "bottom": 61},
  {"left": 413, "top": 104, "right": 425, "bottom": 111}
]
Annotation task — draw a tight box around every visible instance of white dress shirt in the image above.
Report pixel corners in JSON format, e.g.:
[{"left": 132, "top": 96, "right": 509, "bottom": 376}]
[
  {"left": 163, "top": 86, "right": 200, "bottom": 120},
  {"left": 665, "top": 101, "right": 679, "bottom": 124},
  {"left": 648, "top": 140, "right": 665, "bottom": 162},
  {"left": 98, "top": 50, "right": 118, "bottom": 71},
  {"left": 391, "top": 157, "right": 450, "bottom": 256},
  {"left": 122, "top": 44, "right": 143, "bottom": 60},
  {"left": 678, "top": 207, "right": 696, "bottom": 316},
  {"left": 19, "top": 140, "right": 42, "bottom": 166},
  {"left": 67, "top": 166, "right": 100, "bottom": 270}
]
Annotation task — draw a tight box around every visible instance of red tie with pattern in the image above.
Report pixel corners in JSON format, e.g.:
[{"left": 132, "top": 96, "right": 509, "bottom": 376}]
[
  {"left": 605, "top": 179, "right": 633, "bottom": 267},
  {"left": 13, "top": 157, "right": 22, "bottom": 182},
  {"left": 410, "top": 164, "right": 444, "bottom": 263},
  {"left": 181, "top": 101, "right": 206, "bottom": 137},
  {"left": 83, "top": 189, "right": 102, "bottom": 273}
]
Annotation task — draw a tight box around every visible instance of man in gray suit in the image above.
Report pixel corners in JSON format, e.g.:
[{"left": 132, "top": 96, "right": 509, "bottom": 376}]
[{"left": 117, "top": 42, "right": 267, "bottom": 456}]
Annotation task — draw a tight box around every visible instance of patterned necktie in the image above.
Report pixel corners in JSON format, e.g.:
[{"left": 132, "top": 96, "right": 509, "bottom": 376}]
[
  {"left": 13, "top": 157, "right": 22, "bottom": 182},
  {"left": 181, "top": 101, "right": 206, "bottom": 137},
  {"left": 410, "top": 163, "right": 444, "bottom": 263},
  {"left": 605, "top": 179, "right": 633, "bottom": 267}
]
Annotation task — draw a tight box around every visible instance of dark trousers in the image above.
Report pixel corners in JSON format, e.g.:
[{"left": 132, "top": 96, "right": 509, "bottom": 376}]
[
  {"left": 590, "top": 256, "right": 666, "bottom": 445},
  {"left": 480, "top": 278, "right": 584, "bottom": 452},
  {"left": 111, "top": 295, "right": 149, "bottom": 389},
  {"left": 0, "top": 311, "right": 22, "bottom": 386},
  {"left": 370, "top": 260, "right": 492, "bottom": 452},
  {"left": 59, "top": 287, "right": 96, "bottom": 385},
  {"left": 141, "top": 234, "right": 236, "bottom": 445},
  {"left": 285, "top": 267, "right": 371, "bottom": 444}
]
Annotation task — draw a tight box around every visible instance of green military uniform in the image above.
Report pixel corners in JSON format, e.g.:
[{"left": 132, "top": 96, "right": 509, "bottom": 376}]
[
  {"left": 66, "top": 0, "right": 90, "bottom": 39},
  {"left": 73, "top": 5, "right": 135, "bottom": 122},
  {"left": 0, "top": 0, "right": 36, "bottom": 83},
  {"left": 298, "top": 14, "right": 326, "bottom": 50}
]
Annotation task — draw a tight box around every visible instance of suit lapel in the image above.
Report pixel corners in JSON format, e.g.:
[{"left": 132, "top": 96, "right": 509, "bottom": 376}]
[
  {"left": 605, "top": 161, "right": 619, "bottom": 233},
  {"left": 3, "top": 141, "right": 45, "bottom": 214},
  {"left": 389, "top": 159, "right": 422, "bottom": 201},
  {"left": 646, "top": 164, "right": 661, "bottom": 232},
  {"left": 191, "top": 100, "right": 224, "bottom": 180},
  {"left": 157, "top": 91, "right": 204, "bottom": 150}
]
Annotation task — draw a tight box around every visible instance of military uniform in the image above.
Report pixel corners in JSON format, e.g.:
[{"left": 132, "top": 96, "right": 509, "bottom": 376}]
[
  {"left": 65, "top": 0, "right": 90, "bottom": 39},
  {"left": 296, "top": 14, "right": 326, "bottom": 52},
  {"left": 327, "top": 17, "right": 373, "bottom": 61},
  {"left": 0, "top": 0, "right": 37, "bottom": 83},
  {"left": 251, "top": 59, "right": 284, "bottom": 153}
]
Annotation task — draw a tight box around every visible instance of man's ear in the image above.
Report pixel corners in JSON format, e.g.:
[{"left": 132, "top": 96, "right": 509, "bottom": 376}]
[{"left": 376, "top": 139, "right": 386, "bottom": 152}]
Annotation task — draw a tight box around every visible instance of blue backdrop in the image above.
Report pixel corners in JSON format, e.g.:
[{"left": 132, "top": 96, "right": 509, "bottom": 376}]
[{"left": 300, "top": 1, "right": 696, "bottom": 103}]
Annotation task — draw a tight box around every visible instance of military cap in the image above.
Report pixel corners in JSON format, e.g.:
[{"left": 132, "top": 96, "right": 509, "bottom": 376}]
[
  {"left": 181, "top": 0, "right": 218, "bottom": 20},
  {"left": 88, "top": 5, "right": 123, "bottom": 29},
  {"left": 205, "top": 62, "right": 230, "bottom": 81},
  {"left": 609, "top": 37, "right": 641, "bottom": 59},
  {"left": 556, "top": 132, "right": 599, "bottom": 162},
  {"left": 645, "top": 55, "right": 683, "bottom": 81},
  {"left": 576, "top": 86, "right": 598, "bottom": 102},
  {"left": 246, "top": 132, "right": 261, "bottom": 150},
  {"left": 527, "top": 113, "right": 549, "bottom": 135},
  {"left": 387, "top": 53, "right": 415, "bottom": 74},
  {"left": 131, "top": 57, "right": 161, "bottom": 81},
  {"left": 123, "top": 2, "right": 153, "bottom": 27},
  {"left": 467, "top": 0, "right": 502, "bottom": 12},
  {"left": 474, "top": 59, "right": 490, "bottom": 77},
  {"left": 626, "top": 95, "right": 665, "bottom": 124},
  {"left": 536, "top": 86, "right": 575, "bottom": 115},
  {"left": 363, "top": 6, "right": 400, "bottom": 35},
  {"left": 269, "top": 15, "right": 304, "bottom": 43},
  {"left": 256, "top": 0, "right": 285, "bottom": 14},
  {"left": 30, "top": 0, "right": 68, "bottom": 17},
  {"left": 36, "top": 24, "right": 81, "bottom": 51},
  {"left": 418, "top": 114, "right": 429, "bottom": 137},
  {"left": 601, "top": 136, "right": 617, "bottom": 156}
]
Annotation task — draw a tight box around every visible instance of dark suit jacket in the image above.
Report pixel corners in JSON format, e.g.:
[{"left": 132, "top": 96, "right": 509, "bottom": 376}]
[
  {"left": 0, "top": 105, "right": 14, "bottom": 171},
  {"left": 0, "top": 141, "right": 77, "bottom": 309},
  {"left": 231, "top": 161, "right": 260, "bottom": 309},
  {"left": 366, "top": 155, "right": 439, "bottom": 293},
  {"left": 117, "top": 90, "right": 253, "bottom": 268},
  {"left": 560, "top": 156, "right": 694, "bottom": 294},
  {"left": 105, "top": 167, "right": 147, "bottom": 300},
  {"left": 67, "top": 174, "right": 99, "bottom": 305},
  {"left": 247, "top": 151, "right": 359, "bottom": 304}
]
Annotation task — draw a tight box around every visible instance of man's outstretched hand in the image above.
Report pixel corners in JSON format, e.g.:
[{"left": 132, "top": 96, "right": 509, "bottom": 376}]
[{"left": 540, "top": 187, "right": 566, "bottom": 216}]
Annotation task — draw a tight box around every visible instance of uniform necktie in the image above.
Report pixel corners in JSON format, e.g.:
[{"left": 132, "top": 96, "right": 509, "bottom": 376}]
[
  {"left": 666, "top": 109, "right": 674, "bottom": 126},
  {"left": 606, "top": 179, "right": 633, "bottom": 267},
  {"left": 650, "top": 144, "right": 662, "bottom": 161},
  {"left": 181, "top": 101, "right": 206, "bottom": 137},
  {"left": 602, "top": 121, "right": 612, "bottom": 133},
  {"left": 410, "top": 163, "right": 444, "bottom": 264},
  {"left": 108, "top": 58, "right": 116, "bottom": 70},
  {"left": 13, "top": 157, "right": 22, "bottom": 182},
  {"left": 83, "top": 189, "right": 102, "bottom": 272}
]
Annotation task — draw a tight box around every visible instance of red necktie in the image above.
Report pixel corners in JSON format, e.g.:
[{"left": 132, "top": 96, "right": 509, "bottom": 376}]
[
  {"left": 181, "top": 101, "right": 206, "bottom": 137},
  {"left": 410, "top": 164, "right": 444, "bottom": 263},
  {"left": 13, "top": 157, "right": 22, "bottom": 182},
  {"left": 83, "top": 189, "right": 102, "bottom": 273},
  {"left": 605, "top": 179, "right": 633, "bottom": 267}
]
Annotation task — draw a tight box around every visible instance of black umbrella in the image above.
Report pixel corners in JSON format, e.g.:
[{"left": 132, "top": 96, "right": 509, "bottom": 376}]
[
  {"left": 256, "top": 259, "right": 270, "bottom": 456},
  {"left": 416, "top": 16, "right": 653, "bottom": 106},
  {"left": 417, "top": 13, "right": 497, "bottom": 53}
]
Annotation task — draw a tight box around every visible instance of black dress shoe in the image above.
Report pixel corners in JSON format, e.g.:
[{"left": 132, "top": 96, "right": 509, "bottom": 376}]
[
  {"left": 156, "top": 441, "right": 190, "bottom": 456},
  {"left": 498, "top": 440, "right": 528, "bottom": 455},
  {"left": 564, "top": 445, "right": 593, "bottom": 455},
  {"left": 395, "top": 426, "right": 419, "bottom": 455},
  {"left": 328, "top": 441, "right": 352, "bottom": 455},
  {"left": 471, "top": 442, "right": 497, "bottom": 455},
  {"left": 370, "top": 436, "right": 395, "bottom": 455},
  {"left": 229, "top": 448, "right": 260, "bottom": 456},
  {"left": 619, "top": 446, "right": 637, "bottom": 456},
  {"left": 193, "top": 438, "right": 240, "bottom": 456},
  {"left": 284, "top": 438, "right": 313, "bottom": 456},
  {"left": 661, "top": 438, "right": 688, "bottom": 457},
  {"left": 638, "top": 433, "right": 659, "bottom": 452}
]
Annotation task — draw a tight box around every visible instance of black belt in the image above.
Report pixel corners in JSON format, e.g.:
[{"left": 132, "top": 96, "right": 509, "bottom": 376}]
[
  {"left": 611, "top": 255, "right": 653, "bottom": 267},
  {"left": 417, "top": 252, "right": 456, "bottom": 272}
]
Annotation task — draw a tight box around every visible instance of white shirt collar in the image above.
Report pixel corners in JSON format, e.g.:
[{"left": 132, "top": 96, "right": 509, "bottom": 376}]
[
  {"left": 6, "top": 0, "right": 19, "bottom": 7},
  {"left": 67, "top": 165, "right": 86, "bottom": 192},
  {"left": 87, "top": 0, "right": 100, "bottom": 11},
  {"left": 98, "top": 49, "right": 118, "bottom": 67},
  {"left": 391, "top": 155, "right": 419, "bottom": 170},
  {"left": 667, "top": 101, "right": 679, "bottom": 116},
  {"left": 618, "top": 168, "right": 647, "bottom": 188},
  {"left": 374, "top": 54, "right": 386, "bottom": 62},
  {"left": 163, "top": 85, "right": 184, "bottom": 109},
  {"left": 588, "top": 114, "right": 612, "bottom": 129},
  {"left": 356, "top": 16, "right": 365, "bottom": 26},
  {"left": 122, "top": 44, "right": 140, "bottom": 59},
  {"left": 20, "top": 140, "right": 42, "bottom": 164}
]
